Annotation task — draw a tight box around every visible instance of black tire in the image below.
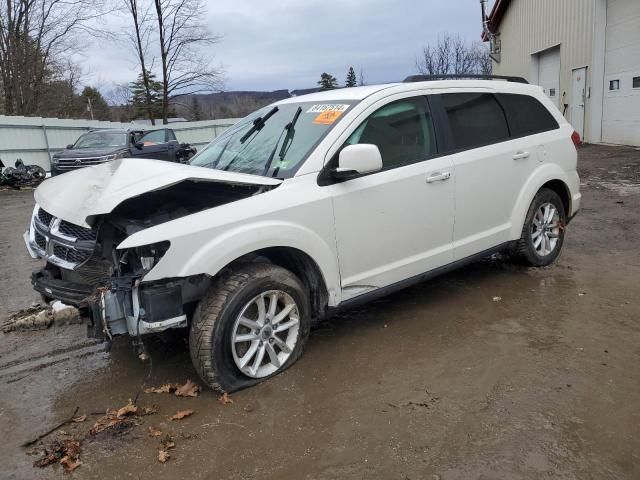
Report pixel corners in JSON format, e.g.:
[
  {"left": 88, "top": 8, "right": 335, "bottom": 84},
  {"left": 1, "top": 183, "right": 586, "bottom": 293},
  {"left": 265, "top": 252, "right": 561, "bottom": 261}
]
[
  {"left": 189, "top": 263, "right": 311, "bottom": 392},
  {"left": 512, "top": 188, "right": 567, "bottom": 266}
]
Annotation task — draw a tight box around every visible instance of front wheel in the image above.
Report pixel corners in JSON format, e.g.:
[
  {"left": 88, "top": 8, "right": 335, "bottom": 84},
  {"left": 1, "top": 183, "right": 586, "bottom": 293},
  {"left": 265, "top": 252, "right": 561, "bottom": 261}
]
[
  {"left": 512, "top": 188, "right": 567, "bottom": 266},
  {"left": 189, "top": 263, "right": 311, "bottom": 392}
]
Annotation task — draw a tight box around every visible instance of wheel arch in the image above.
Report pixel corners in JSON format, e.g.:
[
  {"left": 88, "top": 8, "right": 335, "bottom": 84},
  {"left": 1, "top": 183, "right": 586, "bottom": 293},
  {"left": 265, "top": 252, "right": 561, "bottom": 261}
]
[{"left": 509, "top": 165, "right": 572, "bottom": 239}]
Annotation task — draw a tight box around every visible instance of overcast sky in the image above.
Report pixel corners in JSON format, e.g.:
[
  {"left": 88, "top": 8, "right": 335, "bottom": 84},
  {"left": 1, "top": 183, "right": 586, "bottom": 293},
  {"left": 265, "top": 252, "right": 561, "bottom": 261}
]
[{"left": 86, "top": 0, "right": 486, "bottom": 94}]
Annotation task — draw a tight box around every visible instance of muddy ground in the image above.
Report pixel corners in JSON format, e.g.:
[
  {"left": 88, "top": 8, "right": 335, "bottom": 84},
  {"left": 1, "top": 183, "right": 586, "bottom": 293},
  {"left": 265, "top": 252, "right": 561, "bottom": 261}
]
[{"left": 1, "top": 144, "right": 639, "bottom": 479}]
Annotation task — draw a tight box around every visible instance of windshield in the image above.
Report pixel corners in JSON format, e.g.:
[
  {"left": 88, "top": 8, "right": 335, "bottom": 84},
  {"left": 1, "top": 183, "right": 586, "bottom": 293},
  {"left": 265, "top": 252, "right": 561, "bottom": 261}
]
[
  {"left": 189, "top": 101, "right": 356, "bottom": 178},
  {"left": 73, "top": 131, "right": 128, "bottom": 149}
]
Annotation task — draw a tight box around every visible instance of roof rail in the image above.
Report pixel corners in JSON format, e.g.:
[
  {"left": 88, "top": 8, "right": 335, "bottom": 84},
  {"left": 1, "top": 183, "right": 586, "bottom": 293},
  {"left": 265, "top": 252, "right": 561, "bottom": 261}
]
[{"left": 403, "top": 74, "right": 529, "bottom": 84}]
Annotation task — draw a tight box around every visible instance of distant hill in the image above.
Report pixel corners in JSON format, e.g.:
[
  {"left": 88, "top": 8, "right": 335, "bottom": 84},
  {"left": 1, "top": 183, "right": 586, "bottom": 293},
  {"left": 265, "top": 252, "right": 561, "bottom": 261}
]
[{"left": 173, "top": 90, "right": 291, "bottom": 120}]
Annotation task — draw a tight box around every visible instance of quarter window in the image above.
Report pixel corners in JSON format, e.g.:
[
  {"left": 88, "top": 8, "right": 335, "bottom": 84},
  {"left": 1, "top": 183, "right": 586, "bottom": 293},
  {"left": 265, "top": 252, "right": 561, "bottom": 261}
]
[
  {"left": 633, "top": 77, "right": 640, "bottom": 89},
  {"left": 496, "top": 93, "right": 559, "bottom": 137},
  {"left": 345, "top": 97, "right": 436, "bottom": 170},
  {"left": 440, "top": 93, "right": 510, "bottom": 150}
]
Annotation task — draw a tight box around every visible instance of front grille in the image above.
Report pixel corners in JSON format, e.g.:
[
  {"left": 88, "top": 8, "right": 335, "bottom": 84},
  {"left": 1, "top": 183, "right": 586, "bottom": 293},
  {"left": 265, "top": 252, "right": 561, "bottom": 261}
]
[
  {"left": 30, "top": 205, "right": 98, "bottom": 270},
  {"left": 59, "top": 220, "right": 97, "bottom": 241},
  {"left": 35, "top": 231, "right": 47, "bottom": 250},
  {"left": 53, "top": 244, "right": 92, "bottom": 265},
  {"left": 56, "top": 157, "right": 111, "bottom": 170},
  {"left": 38, "top": 208, "right": 53, "bottom": 226}
]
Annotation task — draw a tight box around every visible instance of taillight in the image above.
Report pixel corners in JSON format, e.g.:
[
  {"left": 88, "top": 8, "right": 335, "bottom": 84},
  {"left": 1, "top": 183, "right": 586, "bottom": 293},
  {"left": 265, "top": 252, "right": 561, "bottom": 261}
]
[{"left": 571, "top": 130, "right": 582, "bottom": 147}]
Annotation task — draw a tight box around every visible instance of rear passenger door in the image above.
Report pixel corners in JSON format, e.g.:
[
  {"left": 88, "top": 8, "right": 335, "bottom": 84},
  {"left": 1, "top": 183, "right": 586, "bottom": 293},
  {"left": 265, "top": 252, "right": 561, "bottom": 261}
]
[
  {"left": 431, "top": 91, "right": 538, "bottom": 259},
  {"left": 134, "top": 129, "right": 172, "bottom": 161}
]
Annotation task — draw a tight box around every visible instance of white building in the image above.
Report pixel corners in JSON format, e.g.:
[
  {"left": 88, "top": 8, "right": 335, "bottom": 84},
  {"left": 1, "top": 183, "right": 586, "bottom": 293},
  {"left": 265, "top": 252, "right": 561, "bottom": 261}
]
[{"left": 483, "top": 0, "right": 640, "bottom": 146}]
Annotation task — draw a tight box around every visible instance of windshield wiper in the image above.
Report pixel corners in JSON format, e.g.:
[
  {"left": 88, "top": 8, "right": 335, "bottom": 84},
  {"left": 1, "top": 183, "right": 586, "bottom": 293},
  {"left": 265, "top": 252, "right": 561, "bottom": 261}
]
[
  {"left": 240, "top": 106, "right": 279, "bottom": 144},
  {"left": 262, "top": 106, "right": 302, "bottom": 177}
]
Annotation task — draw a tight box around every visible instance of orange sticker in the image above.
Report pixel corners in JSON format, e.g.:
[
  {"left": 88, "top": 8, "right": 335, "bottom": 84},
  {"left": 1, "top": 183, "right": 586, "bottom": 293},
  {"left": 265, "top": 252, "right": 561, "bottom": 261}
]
[{"left": 313, "top": 110, "right": 344, "bottom": 125}]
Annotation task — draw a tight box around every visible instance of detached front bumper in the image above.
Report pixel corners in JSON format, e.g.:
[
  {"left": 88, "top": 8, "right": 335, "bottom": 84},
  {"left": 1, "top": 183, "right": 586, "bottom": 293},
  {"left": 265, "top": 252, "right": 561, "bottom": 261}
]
[{"left": 31, "top": 269, "right": 93, "bottom": 306}]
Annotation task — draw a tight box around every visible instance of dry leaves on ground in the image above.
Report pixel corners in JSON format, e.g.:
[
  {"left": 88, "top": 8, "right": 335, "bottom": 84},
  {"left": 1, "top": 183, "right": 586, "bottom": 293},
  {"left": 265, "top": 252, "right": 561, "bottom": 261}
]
[
  {"left": 157, "top": 434, "right": 176, "bottom": 463},
  {"left": 218, "top": 392, "right": 233, "bottom": 405},
  {"left": 71, "top": 414, "right": 87, "bottom": 423},
  {"left": 116, "top": 399, "right": 137, "bottom": 418},
  {"left": 170, "top": 409, "right": 194, "bottom": 421},
  {"left": 145, "top": 380, "right": 201, "bottom": 397},
  {"left": 89, "top": 400, "right": 149, "bottom": 436},
  {"left": 33, "top": 439, "right": 81, "bottom": 472},
  {"left": 148, "top": 426, "right": 163, "bottom": 437},
  {"left": 175, "top": 379, "right": 201, "bottom": 397}
]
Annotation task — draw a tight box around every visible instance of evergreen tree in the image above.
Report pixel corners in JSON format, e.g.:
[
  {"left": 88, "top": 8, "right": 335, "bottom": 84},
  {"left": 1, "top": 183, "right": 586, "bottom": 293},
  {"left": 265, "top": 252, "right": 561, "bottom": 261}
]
[
  {"left": 130, "top": 71, "right": 163, "bottom": 121},
  {"left": 317, "top": 72, "right": 338, "bottom": 90},
  {"left": 78, "top": 87, "right": 111, "bottom": 120},
  {"left": 345, "top": 67, "right": 357, "bottom": 87},
  {"left": 190, "top": 96, "right": 202, "bottom": 121}
]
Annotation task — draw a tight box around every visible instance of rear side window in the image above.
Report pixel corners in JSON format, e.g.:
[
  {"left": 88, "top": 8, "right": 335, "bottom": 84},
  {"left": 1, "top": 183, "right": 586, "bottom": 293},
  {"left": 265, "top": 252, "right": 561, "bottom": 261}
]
[
  {"left": 440, "top": 93, "right": 509, "bottom": 150},
  {"left": 497, "top": 93, "right": 559, "bottom": 137}
]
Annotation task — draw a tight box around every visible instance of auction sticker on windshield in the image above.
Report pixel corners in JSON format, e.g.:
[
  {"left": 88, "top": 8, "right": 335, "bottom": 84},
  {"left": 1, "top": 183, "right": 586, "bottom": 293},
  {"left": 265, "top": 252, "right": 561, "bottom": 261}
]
[{"left": 308, "top": 104, "right": 350, "bottom": 125}]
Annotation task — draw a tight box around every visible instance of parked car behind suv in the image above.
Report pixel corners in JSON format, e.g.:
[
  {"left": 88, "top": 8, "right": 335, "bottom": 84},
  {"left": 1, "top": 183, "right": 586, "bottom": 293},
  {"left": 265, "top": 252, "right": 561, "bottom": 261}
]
[
  {"left": 50, "top": 127, "right": 191, "bottom": 175},
  {"left": 25, "top": 77, "right": 581, "bottom": 392}
]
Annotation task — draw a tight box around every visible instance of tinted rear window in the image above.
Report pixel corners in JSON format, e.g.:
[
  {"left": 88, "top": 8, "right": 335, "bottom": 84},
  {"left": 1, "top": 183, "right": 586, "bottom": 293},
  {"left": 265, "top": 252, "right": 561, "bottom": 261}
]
[
  {"left": 440, "top": 93, "right": 510, "bottom": 150},
  {"left": 497, "top": 93, "right": 559, "bottom": 137}
]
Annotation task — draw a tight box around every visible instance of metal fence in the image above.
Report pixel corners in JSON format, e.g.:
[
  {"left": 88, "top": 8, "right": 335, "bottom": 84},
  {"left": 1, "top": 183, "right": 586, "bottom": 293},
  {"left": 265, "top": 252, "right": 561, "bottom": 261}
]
[{"left": 0, "top": 116, "right": 240, "bottom": 171}]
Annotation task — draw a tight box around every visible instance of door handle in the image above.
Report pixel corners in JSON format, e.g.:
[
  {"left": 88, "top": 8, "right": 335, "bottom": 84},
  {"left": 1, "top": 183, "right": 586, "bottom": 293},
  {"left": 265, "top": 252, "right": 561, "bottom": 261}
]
[
  {"left": 512, "top": 151, "right": 530, "bottom": 160},
  {"left": 426, "top": 171, "right": 451, "bottom": 183}
]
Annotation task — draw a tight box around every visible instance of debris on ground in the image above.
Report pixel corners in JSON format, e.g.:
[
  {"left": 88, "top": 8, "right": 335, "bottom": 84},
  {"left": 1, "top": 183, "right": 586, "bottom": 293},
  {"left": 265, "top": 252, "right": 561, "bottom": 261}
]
[
  {"left": 71, "top": 415, "right": 87, "bottom": 423},
  {"left": 492, "top": 296, "right": 502, "bottom": 302},
  {"left": 89, "top": 400, "right": 143, "bottom": 436},
  {"left": 144, "top": 379, "right": 201, "bottom": 397},
  {"left": 157, "top": 435, "right": 176, "bottom": 463},
  {"left": 218, "top": 393, "right": 233, "bottom": 405},
  {"left": 2, "top": 301, "right": 80, "bottom": 333},
  {"left": 33, "top": 439, "right": 82, "bottom": 472},
  {"left": 175, "top": 379, "right": 201, "bottom": 397},
  {"left": 170, "top": 409, "right": 194, "bottom": 421},
  {"left": 148, "top": 426, "right": 163, "bottom": 437}
]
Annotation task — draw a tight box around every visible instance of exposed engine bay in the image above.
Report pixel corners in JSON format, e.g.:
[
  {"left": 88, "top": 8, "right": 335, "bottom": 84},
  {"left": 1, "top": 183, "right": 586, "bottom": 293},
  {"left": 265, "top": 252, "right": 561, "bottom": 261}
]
[{"left": 26, "top": 179, "right": 271, "bottom": 344}]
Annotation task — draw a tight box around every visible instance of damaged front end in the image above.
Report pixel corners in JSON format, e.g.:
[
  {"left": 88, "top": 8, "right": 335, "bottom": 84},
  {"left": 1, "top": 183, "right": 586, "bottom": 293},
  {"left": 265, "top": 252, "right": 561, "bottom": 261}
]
[{"left": 24, "top": 165, "right": 277, "bottom": 344}]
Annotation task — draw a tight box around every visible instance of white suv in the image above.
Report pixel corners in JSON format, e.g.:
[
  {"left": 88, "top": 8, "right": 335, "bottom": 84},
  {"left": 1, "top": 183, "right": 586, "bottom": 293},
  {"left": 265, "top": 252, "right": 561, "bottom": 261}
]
[{"left": 25, "top": 76, "right": 581, "bottom": 391}]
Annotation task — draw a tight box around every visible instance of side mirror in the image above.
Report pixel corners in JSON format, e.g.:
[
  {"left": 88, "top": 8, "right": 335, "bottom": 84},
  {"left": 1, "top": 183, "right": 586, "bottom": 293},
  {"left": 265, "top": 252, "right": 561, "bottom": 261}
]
[
  {"left": 333, "top": 144, "right": 382, "bottom": 179},
  {"left": 66, "top": 144, "right": 74, "bottom": 150},
  {"left": 134, "top": 141, "right": 144, "bottom": 150}
]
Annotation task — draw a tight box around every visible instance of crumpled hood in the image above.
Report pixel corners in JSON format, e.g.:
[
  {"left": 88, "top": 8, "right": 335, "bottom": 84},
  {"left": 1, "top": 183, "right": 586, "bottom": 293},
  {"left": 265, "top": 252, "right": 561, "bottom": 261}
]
[{"left": 35, "top": 158, "right": 282, "bottom": 227}]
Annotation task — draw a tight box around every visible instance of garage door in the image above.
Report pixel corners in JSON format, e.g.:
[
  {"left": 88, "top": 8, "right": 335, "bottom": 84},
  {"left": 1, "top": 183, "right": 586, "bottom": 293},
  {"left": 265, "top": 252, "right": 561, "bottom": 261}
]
[
  {"left": 602, "top": 0, "right": 640, "bottom": 146},
  {"left": 537, "top": 47, "right": 561, "bottom": 108}
]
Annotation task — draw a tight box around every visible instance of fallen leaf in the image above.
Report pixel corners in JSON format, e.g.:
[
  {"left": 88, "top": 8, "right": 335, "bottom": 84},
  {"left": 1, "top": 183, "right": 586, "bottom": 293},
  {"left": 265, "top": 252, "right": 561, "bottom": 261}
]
[
  {"left": 217, "top": 392, "right": 233, "bottom": 405},
  {"left": 140, "top": 406, "right": 158, "bottom": 416},
  {"left": 33, "top": 439, "right": 81, "bottom": 469},
  {"left": 144, "top": 384, "right": 176, "bottom": 394},
  {"left": 170, "top": 409, "right": 194, "bottom": 421},
  {"left": 175, "top": 379, "right": 201, "bottom": 397},
  {"left": 158, "top": 449, "right": 170, "bottom": 463},
  {"left": 116, "top": 400, "right": 138, "bottom": 419},
  {"left": 60, "top": 456, "right": 82, "bottom": 472},
  {"left": 148, "top": 426, "right": 163, "bottom": 437},
  {"left": 72, "top": 414, "right": 87, "bottom": 423},
  {"left": 161, "top": 435, "right": 176, "bottom": 450}
]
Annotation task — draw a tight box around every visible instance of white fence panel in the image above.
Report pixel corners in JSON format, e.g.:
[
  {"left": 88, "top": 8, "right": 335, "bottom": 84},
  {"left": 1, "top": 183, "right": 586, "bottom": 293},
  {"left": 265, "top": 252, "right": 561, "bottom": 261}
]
[{"left": 0, "top": 116, "right": 239, "bottom": 171}]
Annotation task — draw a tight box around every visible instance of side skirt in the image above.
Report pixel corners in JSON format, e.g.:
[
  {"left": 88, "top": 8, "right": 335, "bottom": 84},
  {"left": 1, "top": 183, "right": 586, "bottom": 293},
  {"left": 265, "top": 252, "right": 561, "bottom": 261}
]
[{"left": 331, "top": 242, "right": 512, "bottom": 313}]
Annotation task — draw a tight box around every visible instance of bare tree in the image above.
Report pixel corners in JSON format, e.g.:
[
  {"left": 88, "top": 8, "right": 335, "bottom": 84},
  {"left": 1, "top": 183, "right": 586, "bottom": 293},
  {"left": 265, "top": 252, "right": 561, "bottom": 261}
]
[
  {"left": 0, "top": 0, "right": 110, "bottom": 115},
  {"left": 417, "top": 33, "right": 491, "bottom": 76},
  {"left": 152, "top": 0, "right": 223, "bottom": 124},
  {"left": 122, "top": 0, "right": 157, "bottom": 124},
  {"left": 358, "top": 67, "right": 367, "bottom": 86}
]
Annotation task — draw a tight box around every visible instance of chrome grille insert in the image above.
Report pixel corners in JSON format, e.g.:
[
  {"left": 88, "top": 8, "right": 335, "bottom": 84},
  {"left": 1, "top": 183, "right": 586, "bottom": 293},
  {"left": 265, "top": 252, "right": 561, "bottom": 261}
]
[{"left": 27, "top": 205, "right": 97, "bottom": 270}]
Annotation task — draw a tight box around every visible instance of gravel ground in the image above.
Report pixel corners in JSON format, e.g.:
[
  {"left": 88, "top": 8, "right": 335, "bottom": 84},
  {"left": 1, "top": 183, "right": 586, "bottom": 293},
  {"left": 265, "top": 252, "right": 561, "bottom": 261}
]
[{"left": 1, "top": 144, "right": 639, "bottom": 479}]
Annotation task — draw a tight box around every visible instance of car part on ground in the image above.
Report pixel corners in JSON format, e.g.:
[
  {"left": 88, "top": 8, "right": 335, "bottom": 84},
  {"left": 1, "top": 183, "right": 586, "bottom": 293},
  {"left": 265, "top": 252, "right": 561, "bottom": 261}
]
[{"left": 1, "top": 159, "right": 46, "bottom": 188}]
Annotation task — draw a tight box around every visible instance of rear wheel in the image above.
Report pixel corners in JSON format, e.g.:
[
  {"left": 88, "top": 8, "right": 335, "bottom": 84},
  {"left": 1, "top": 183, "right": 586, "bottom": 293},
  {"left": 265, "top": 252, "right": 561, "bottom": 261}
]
[
  {"left": 513, "top": 188, "right": 566, "bottom": 266},
  {"left": 189, "top": 263, "right": 310, "bottom": 392}
]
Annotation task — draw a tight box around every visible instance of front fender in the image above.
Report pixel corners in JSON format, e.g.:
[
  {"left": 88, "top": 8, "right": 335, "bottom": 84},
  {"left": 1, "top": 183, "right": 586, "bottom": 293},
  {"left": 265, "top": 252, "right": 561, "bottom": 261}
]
[
  {"left": 509, "top": 163, "right": 572, "bottom": 239},
  {"left": 122, "top": 220, "right": 342, "bottom": 306}
]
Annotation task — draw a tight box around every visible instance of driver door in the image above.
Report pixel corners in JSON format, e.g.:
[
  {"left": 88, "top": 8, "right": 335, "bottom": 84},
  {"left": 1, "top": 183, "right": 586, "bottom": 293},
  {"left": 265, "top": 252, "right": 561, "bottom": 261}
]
[
  {"left": 328, "top": 95, "right": 455, "bottom": 301},
  {"left": 132, "top": 129, "right": 171, "bottom": 160}
]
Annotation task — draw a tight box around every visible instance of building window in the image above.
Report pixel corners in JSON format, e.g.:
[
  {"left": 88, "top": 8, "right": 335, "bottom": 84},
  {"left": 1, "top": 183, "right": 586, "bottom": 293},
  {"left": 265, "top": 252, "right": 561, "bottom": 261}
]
[
  {"left": 633, "top": 77, "right": 640, "bottom": 89},
  {"left": 609, "top": 80, "right": 620, "bottom": 91},
  {"left": 549, "top": 88, "right": 556, "bottom": 97}
]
